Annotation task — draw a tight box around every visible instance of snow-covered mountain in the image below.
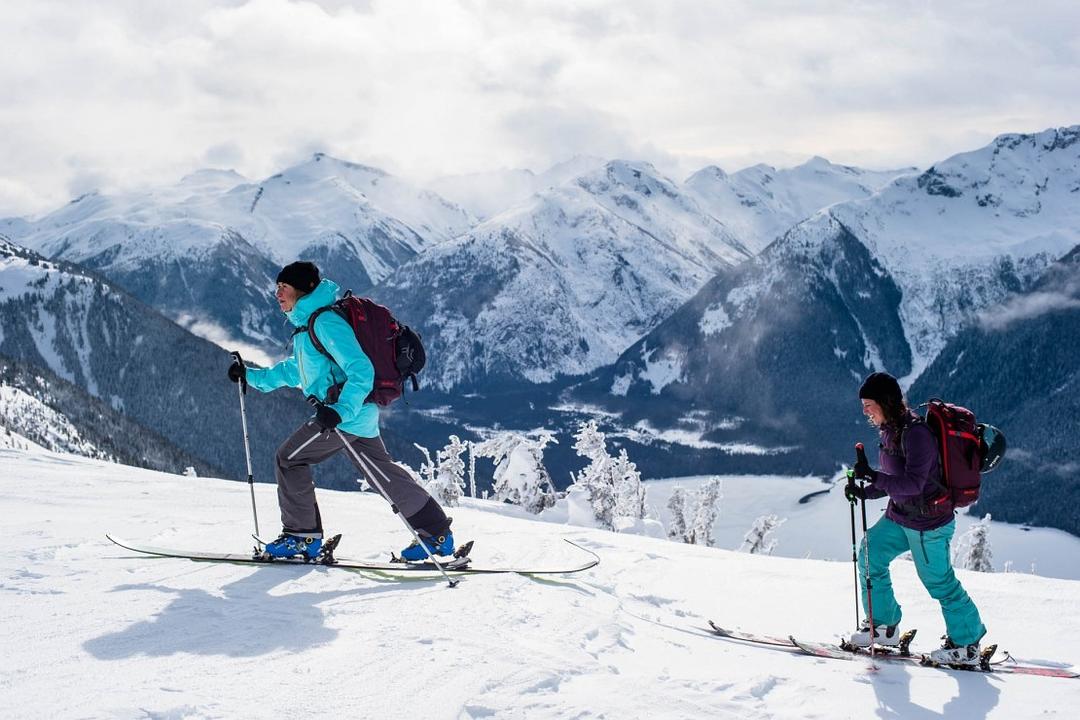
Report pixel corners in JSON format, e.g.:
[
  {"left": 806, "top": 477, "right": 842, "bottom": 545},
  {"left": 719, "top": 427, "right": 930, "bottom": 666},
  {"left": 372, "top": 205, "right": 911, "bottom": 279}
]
[
  {"left": 910, "top": 243, "right": 1080, "bottom": 536},
  {"left": 376, "top": 161, "right": 753, "bottom": 389},
  {"left": 428, "top": 156, "right": 607, "bottom": 220},
  {"left": 3, "top": 448, "right": 1079, "bottom": 718},
  {"left": 571, "top": 126, "right": 1080, "bottom": 486},
  {"left": 6, "top": 154, "right": 473, "bottom": 352},
  {"left": 0, "top": 236, "right": 309, "bottom": 482},
  {"left": 686, "top": 157, "right": 916, "bottom": 253}
]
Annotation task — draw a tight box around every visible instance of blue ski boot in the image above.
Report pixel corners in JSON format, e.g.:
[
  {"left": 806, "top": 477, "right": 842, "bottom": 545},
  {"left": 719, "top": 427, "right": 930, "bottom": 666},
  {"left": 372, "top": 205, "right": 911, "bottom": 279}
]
[
  {"left": 263, "top": 533, "right": 323, "bottom": 560},
  {"left": 399, "top": 531, "right": 455, "bottom": 562}
]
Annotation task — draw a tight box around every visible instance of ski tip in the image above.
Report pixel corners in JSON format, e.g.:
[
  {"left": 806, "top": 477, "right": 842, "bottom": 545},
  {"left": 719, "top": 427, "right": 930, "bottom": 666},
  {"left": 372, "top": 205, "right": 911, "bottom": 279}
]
[{"left": 562, "top": 538, "right": 601, "bottom": 566}]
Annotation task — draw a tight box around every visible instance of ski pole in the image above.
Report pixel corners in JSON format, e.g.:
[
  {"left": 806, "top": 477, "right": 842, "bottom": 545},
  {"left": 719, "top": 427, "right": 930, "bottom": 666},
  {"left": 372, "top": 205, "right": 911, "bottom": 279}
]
[
  {"left": 231, "top": 351, "right": 260, "bottom": 545},
  {"left": 333, "top": 427, "right": 459, "bottom": 588},
  {"left": 856, "top": 442, "right": 875, "bottom": 657},
  {"left": 846, "top": 468, "right": 860, "bottom": 631}
]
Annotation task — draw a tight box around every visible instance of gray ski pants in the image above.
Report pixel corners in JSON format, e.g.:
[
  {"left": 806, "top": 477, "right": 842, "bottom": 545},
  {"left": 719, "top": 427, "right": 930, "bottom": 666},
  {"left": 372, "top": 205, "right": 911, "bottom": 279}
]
[{"left": 274, "top": 421, "right": 433, "bottom": 538}]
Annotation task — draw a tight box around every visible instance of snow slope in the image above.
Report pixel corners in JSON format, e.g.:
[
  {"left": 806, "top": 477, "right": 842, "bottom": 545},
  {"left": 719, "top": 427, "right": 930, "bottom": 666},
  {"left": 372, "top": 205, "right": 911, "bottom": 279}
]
[{"left": 3, "top": 447, "right": 1078, "bottom": 719}]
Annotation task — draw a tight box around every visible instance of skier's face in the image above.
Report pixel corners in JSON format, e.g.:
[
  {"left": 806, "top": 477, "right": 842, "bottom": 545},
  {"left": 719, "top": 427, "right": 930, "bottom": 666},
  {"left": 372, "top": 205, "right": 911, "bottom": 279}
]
[
  {"left": 276, "top": 282, "right": 303, "bottom": 312},
  {"left": 861, "top": 399, "right": 885, "bottom": 427}
]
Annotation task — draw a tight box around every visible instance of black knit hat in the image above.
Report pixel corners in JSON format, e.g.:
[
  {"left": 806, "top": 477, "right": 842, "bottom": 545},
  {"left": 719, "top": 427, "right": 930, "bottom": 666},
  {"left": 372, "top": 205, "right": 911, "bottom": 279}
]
[
  {"left": 276, "top": 261, "right": 320, "bottom": 293},
  {"left": 858, "top": 371, "right": 902, "bottom": 406}
]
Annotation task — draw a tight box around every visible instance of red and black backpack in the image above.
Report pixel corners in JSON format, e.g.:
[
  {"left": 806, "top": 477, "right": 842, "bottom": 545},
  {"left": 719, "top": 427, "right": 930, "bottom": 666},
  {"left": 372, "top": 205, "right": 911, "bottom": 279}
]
[
  {"left": 909, "top": 399, "right": 1006, "bottom": 512},
  {"left": 304, "top": 291, "right": 426, "bottom": 407}
]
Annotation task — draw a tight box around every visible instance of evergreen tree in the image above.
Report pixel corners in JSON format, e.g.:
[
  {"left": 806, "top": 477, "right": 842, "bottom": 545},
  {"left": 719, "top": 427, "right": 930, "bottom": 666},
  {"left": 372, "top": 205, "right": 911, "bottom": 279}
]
[
  {"left": 667, "top": 486, "right": 690, "bottom": 542},
  {"left": 611, "top": 448, "right": 647, "bottom": 520},
  {"left": 688, "top": 477, "right": 723, "bottom": 547},
  {"left": 467, "top": 440, "right": 478, "bottom": 498},
  {"left": 570, "top": 420, "right": 617, "bottom": 529},
  {"left": 430, "top": 435, "right": 467, "bottom": 506},
  {"left": 953, "top": 514, "right": 994, "bottom": 572}
]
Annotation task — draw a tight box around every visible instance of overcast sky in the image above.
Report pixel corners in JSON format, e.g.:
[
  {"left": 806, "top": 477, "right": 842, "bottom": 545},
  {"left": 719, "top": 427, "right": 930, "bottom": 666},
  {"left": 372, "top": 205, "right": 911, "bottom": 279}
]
[{"left": 1, "top": 0, "right": 1078, "bottom": 217}]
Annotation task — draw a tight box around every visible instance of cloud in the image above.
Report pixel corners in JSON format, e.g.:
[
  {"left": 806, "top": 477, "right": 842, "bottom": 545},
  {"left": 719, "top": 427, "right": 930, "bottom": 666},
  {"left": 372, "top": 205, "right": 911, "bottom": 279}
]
[
  {"left": 1, "top": 0, "right": 1079, "bottom": 216},
  {"left": 981, "top": 289, "right": 1080, "bottom": 331},
  {"left": 174, "top": 312, "right": 282, "bottom": 367},
  {"left": 202, "top": 142, "right": 245, "bottom": 168}
]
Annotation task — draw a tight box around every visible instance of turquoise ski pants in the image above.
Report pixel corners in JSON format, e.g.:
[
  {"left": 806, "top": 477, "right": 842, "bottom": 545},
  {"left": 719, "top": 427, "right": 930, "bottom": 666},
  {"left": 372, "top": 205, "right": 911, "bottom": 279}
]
[{"left": 858, "top": 516, "right": 986, "bottom": 646}]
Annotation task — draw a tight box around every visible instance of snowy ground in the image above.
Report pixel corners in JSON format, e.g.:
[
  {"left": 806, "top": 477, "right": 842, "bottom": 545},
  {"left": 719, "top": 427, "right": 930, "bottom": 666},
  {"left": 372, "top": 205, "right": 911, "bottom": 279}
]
[{"left": 3, "top": 447, "right": 1079, "bottom": 719}]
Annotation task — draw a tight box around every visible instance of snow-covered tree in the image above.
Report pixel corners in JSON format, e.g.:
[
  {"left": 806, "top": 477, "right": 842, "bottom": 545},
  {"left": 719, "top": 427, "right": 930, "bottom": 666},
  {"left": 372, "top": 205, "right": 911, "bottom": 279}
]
[
  {"left": 667, "top": 478, "right": 723, "bottom": 546},
  {"left": 429, "top": 435, "right": 467, "bottom": 506},
  {"left": 688, "top": 477, "right": 723, "bottom": 547},
  {"left": 953, "top": 514, "right": 994, "bottom": 572},
  {"left": 413, "top": 437, "right": 468, "bottom": 506},
  {"left": 740, "top": 514, "right": 786, "bottom": 555},
  {"left": 569, "top": 420, "right": 652, "bottom": 531},
  {"left": 473, "top": 431, "right": 557, "bottom": 513},
  {"left": 611, "top": 449, "right": 646, "bottom": 520},
  {"left": 666, "top": 486, "right": 690, "bottom": 542},
  {"left": 570, "top": 420, "right": 616, "bottom": 529},
  {"left": 413, "top": 443, "right": 436, "bottom": 486},
  {"left": 467, "top": 440, "right": 478, "bottom": 498}
]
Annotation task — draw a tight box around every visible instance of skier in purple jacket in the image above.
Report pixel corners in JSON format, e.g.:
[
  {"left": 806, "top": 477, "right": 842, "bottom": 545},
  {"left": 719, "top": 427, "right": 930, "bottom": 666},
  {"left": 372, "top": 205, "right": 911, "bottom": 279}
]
[{"left": 845, "top": 372, "right": 986, "bottom": 666}]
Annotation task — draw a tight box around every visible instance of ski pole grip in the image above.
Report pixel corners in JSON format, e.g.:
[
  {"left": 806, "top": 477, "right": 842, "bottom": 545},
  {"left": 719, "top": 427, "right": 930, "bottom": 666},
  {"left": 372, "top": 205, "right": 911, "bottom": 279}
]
[
  {"left": 855, "top": 442, "right": 868, "bottom": 467},
  {"left": 230, "top": 351, "right": 247, "bottom": 394}
]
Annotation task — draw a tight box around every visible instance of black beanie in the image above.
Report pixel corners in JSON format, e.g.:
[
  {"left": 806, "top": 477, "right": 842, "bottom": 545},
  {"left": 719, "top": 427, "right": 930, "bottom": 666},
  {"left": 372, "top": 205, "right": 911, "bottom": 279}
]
[
  {"left": 276, "top": 261, "right": 320, "bottom": 293},
  {"left": 858, "top": 372, "right": 902, "bottom": 406}
]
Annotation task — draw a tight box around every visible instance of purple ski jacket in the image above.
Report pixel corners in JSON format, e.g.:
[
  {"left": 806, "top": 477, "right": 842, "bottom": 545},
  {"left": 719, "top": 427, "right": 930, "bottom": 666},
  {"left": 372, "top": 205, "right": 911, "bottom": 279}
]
[{"left": 863, "top": 410, "right": 953, "bottom": 531}]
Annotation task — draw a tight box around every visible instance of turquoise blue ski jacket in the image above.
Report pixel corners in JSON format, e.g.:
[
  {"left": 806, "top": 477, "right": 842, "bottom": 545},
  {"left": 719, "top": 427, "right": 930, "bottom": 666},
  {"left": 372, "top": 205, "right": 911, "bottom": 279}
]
[{"left": 246, "top": 278, "right": 380, "bottom": 438}]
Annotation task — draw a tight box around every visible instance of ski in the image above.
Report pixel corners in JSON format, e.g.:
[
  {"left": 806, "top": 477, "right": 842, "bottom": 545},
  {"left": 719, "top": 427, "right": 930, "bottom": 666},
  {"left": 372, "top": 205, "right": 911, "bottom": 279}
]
[
  {"left": 707, "top": 621, "right": 797, "bottom": 649},
  {"left": 706, "top": 623, "right": 1078, "bottom": 678},
  {"left": 106, "top": 534, "right": 599, "bottom": 575},
  {"left": 706, "top": 623, "right": 919, "bottom": 659},
  {"left": 788, "top": 636, "right": 1079, "bottom": 678}
]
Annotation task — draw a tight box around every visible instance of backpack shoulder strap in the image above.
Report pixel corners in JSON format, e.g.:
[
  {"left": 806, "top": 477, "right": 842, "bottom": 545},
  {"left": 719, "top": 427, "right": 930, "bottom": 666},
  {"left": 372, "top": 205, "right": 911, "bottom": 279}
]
[
  {"left": 305, "top": 303, "right": 346, "bottom": 362},
  {"left": 902, "top": 415, "right": 947, "bottom": 493}
]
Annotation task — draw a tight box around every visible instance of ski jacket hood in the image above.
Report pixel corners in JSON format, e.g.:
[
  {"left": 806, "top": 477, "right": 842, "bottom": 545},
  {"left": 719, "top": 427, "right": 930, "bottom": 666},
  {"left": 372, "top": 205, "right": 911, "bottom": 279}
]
[
  {"left": 244, "top": 278, "right": 379, "bottom": 438},
  {"left": 285, "top": 278, "right": 339, "bottom": 328}
]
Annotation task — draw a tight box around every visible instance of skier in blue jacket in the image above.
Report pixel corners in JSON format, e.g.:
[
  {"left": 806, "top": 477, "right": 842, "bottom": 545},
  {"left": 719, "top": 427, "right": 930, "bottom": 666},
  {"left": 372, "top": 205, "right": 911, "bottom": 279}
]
[
  {"left": 227, "top": 261, "right": 455, "bottom": 561},
  {"left": 845, "top": 372, "right": 986, "bottom": 666}
]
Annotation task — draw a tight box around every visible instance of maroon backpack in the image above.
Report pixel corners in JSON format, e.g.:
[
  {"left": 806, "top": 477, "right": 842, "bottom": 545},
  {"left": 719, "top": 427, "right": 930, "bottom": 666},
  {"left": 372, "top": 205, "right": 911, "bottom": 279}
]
[
  {"left": 920, "top": 399, "right": 986, "bottom": 509},
  {"left": 306, "top": 292, "right": 426, "bottom": 406}
]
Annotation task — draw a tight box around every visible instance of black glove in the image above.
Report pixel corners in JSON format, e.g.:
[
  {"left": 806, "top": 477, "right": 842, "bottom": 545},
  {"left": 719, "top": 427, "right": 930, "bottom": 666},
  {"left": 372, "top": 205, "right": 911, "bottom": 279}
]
[
  {"left": 844, "top": 479, "right": 868, "bottom": 503},
  {"left": 312, "top": 402, "right": 342, "bottom": 431},
  {"left": 227, "top": 358, "right": 247, "bottom": 387},
  {"left": 853, "top": 457, "right": 878, "bottom": 483}
]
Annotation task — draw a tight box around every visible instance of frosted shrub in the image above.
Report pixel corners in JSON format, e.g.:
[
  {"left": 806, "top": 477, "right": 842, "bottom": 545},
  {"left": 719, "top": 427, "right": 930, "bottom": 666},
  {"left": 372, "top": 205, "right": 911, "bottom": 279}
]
[{"left": 740, "top": 514, "right": 786, "bottom": 555}]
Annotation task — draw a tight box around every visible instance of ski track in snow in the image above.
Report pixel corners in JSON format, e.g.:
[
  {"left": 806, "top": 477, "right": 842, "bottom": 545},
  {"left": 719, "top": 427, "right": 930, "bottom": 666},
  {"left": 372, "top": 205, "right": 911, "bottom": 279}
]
[{"left": 2, "top": 447, "right": 1078, "bottom": 719}]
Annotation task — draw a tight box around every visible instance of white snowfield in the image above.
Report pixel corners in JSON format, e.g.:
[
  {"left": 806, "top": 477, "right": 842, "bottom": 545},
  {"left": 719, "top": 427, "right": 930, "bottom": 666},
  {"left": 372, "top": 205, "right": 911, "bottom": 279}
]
[{"left": 3, "top": 448, "right": 1078, "bottom": 719}]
